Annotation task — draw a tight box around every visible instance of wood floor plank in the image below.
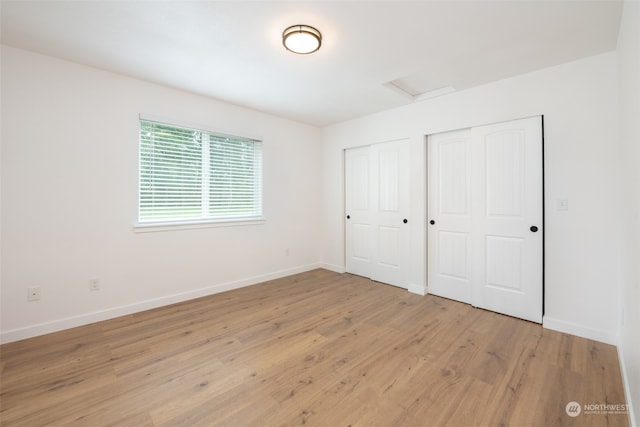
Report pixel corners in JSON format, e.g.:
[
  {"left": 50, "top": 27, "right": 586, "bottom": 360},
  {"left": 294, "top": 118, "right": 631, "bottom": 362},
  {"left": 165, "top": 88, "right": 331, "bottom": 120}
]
[{"left": 0, "top": 269, "right": 629, "bottom": 426}]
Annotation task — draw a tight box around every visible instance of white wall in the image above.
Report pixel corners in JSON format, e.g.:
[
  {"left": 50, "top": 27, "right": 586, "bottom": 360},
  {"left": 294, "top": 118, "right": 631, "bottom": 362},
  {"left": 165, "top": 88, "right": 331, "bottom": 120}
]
[
  {"left": 0, "top": 46, "right": 322, "bottom": 343},
  {"left": 320, "top": 52, "right": 622, "bottom": 345},
  {"left": 617, "top": 2, "right": 640, "bottom": 425}
]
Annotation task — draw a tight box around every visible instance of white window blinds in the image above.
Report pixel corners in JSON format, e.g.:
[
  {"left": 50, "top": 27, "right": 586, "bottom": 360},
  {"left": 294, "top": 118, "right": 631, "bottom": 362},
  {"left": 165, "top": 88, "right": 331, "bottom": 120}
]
[{"left": 139, "top": 119, "right": 262, "bottom": 223}]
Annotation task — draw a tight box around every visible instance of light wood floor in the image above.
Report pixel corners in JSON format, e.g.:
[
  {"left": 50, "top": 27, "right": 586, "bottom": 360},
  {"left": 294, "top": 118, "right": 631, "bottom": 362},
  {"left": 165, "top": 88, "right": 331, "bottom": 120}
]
[{"left": 0, "top": 269, "right": 629, "bottom": 426}]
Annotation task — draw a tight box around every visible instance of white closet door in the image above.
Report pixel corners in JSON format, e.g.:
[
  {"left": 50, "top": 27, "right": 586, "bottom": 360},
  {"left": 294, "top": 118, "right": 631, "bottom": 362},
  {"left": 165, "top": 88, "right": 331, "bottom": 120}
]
[
  {"left": 345, "top": 145, "right": 372, "bottom": 278},
  {"left": 345, "top": 140, "right": 410, "bottom": 288},
  {"left": 371, "top": 140, "right": 410, "bottom": 287},
  {"left": 427, "top": 129, "right": 473, "bottom": 303},
  {"left": 427, "top": 116, "right": 543, "bottom": 323},
  {"left": 470, "top": 117, "right": 543, "bottom": 323}
]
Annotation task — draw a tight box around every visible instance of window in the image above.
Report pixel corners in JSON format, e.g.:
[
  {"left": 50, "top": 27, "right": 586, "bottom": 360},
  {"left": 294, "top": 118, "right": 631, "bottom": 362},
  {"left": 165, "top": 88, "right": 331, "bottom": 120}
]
[{"left": 138, "top": 118, "right": 262, "bottom": 225}]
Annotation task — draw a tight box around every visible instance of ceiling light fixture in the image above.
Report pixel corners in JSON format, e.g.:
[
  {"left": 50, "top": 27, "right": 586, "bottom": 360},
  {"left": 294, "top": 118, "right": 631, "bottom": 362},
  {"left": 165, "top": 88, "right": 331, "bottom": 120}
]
[{"left": 282, "top": 25, "right": 322, "bottom": 54}]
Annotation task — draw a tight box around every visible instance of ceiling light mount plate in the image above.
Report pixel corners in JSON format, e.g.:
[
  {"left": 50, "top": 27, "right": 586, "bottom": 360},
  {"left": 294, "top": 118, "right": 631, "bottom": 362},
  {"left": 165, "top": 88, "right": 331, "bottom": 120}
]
[{"left": 283, "top": 25, "right": 322, "bottom": 54}]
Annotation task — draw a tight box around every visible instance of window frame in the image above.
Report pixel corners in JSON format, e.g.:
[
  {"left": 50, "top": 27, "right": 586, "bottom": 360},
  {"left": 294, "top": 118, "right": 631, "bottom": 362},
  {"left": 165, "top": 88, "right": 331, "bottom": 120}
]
[{"left": 134, "top": 114, "right": 265, "bottom": 232}]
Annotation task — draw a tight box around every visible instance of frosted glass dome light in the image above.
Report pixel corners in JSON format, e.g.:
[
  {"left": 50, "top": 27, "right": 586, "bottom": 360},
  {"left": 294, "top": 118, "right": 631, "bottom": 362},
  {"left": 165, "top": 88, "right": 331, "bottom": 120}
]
[{"left": 283, "top": 25, "right": 322, "bottom": 54}]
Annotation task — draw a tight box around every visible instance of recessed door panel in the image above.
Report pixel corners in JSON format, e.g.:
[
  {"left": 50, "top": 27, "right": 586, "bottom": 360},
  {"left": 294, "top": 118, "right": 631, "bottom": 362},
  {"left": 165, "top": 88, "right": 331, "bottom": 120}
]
[
  {"left": 485, "top": 130, "right": 525, "bottom": 218},
  {"left": 378, "top": 150, "right": 399, "bottom": 212},
  {"left": 352, "top": 224, "right": 371, "bottom": 261},
  {"left": 439, "top": 139, "right": 468, "bottom": 215},
  {"left": 378, "top": 225, "right": 400, "bottom": 268},
  {"left": 438, "top": 231, "right": 469, "bottom": 280},
  {"left": 350, "top": 154, "right": 370, "bottom": 211},
  {"left": 485, "top": 236, "right": 523, "bottom": 292}
]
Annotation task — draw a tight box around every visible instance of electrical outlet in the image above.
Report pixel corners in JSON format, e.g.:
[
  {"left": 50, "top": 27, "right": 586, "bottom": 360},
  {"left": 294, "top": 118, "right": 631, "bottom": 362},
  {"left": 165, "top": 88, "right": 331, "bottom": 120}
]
[
  {"left": 27, "top": 287, "right": 41, "bottom": 302},
  {"left": 89, "top": 278, "right": 101, "bottom": 291}
]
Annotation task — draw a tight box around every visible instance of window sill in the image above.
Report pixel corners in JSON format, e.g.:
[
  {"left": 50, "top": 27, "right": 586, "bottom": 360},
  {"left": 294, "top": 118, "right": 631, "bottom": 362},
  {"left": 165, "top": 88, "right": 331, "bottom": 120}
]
[{"left": 133, "top": 216, "right": 266, "bottom": 233}]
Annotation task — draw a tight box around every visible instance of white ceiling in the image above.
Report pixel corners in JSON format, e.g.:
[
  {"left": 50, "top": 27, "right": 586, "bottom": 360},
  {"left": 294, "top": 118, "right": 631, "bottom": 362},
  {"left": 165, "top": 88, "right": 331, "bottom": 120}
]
[{"left": 0, "top": 1, "right": 623, "bottom": 127}]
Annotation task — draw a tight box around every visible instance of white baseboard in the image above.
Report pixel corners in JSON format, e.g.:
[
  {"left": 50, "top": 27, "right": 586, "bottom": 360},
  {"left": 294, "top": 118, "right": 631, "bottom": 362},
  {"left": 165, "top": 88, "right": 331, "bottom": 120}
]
[
  {"left": 320, "top": 263, "right": 346, "bottom": 274},
  {"left": 408, "top": 283, "right": 427, "bottom": 296},
  {"left": 0, "top": 263, "right": 323, "bottom": 344},
  {"left": 543, "top": 316, "right": 617, "bottom": 345},
  {"left": 618, "top": 342, "right": 638, "bottom": 427}
]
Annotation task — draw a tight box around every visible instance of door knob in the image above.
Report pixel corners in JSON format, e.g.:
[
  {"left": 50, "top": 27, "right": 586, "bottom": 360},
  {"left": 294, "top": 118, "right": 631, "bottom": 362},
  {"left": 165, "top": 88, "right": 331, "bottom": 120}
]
[
  {"left": 530, "top": 225, "right": 538, "bottom": 232},
  {"left": 403, "top": 219, "right": 408, "bottom": 224},
  {"left": 347, "top": 215, "right": 350, "bottom": 219},
  {"left": 430, "top": 220, "right": 435, "bottom": 225}
]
